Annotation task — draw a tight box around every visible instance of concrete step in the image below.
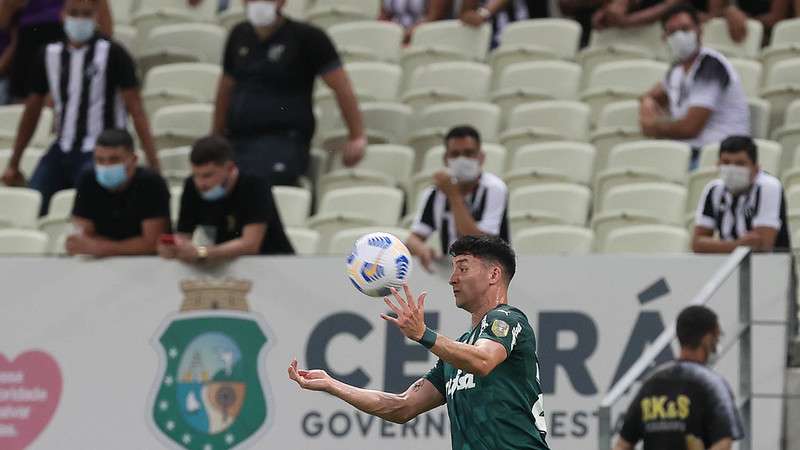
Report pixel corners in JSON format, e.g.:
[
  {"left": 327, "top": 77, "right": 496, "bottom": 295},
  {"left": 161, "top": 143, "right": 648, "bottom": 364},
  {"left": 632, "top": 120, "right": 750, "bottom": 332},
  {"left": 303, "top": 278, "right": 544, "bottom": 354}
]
[{"left": 786, "top": 368, "right": 800, "bottom": 450}]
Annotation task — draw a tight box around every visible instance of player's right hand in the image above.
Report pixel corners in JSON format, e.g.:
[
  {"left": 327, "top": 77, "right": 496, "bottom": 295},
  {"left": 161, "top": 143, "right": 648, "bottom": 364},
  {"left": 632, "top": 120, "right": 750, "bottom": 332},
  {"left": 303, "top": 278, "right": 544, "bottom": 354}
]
[{"left": 288, "top": 359, "right": 333, "bottom": 393}]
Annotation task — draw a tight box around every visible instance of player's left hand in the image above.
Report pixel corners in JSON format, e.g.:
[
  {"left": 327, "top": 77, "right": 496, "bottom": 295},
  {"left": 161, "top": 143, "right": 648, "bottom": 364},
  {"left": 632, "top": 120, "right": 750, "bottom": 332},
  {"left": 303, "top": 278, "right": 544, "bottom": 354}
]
[{"left": 381, "top": 285, "right": 428, "bottom": 341}]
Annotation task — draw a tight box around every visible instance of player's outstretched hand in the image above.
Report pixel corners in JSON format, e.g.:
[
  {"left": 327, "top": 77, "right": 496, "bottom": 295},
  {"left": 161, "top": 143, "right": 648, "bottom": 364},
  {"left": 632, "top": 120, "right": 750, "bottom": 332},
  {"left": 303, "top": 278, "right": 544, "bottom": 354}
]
[
  {"left": 288, "top": 359, "right": 333, "bottom": 393},
  {"left": 381, "top": 285, "right": 427, "bottom": 342}
]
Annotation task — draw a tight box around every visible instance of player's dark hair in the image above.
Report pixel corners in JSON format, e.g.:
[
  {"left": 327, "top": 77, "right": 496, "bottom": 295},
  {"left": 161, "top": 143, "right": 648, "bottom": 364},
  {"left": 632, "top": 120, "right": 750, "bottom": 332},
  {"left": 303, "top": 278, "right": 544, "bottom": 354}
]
[
  {"left": 444, "top": 125, "right": 482, "bottom": 147},
  {"left": 676, "top": 305, "right": 719, "bottom": 349},
  {"left": 661, "top": 2, "right": 700, "bottom": 28},
  {"left": 96, "top": 128, "right": 134, "bottom": 152},
  {"left": 449, "top": 235, "right": 516, "bottom": 283},
  {"left": 191, "top": 135, "right": 234, "bottom": 166},
  {"left": 719, "top": 135, "right": 758, "bottom": 164}
]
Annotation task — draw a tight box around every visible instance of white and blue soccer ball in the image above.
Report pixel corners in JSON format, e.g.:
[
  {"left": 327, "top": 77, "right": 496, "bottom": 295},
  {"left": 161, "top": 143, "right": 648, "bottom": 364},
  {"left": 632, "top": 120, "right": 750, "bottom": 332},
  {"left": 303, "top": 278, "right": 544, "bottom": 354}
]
[{"left": 346, "top": 232, "right": 413, "bottom": 297}]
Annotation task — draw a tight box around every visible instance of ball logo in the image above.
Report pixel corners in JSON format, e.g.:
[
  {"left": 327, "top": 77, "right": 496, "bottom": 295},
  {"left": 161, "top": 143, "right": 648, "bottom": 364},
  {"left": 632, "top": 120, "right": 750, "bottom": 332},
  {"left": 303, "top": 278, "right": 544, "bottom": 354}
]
[
  {"left": 395, "top": 255, "right": 410, "bottom": 281},
  {"left": 360, "top": 262, "right": 385, "bottom": 283},
  {"left": 367, "top": 236, "right": 392, "bottom": 249}
]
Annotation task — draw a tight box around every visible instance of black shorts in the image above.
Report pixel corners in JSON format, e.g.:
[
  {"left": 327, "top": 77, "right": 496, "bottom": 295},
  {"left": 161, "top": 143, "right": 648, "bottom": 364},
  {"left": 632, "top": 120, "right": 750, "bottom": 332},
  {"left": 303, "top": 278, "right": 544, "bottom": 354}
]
[{"left": 9, "top": 22, "right": 64, "bottom": 100}]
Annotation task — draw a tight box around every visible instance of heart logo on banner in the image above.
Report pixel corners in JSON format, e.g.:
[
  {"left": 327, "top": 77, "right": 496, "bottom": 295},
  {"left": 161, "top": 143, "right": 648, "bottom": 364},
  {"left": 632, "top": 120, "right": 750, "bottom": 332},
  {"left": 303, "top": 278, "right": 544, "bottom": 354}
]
[{"left": 0, "top": 351, "right": 62, "bottom": 450}]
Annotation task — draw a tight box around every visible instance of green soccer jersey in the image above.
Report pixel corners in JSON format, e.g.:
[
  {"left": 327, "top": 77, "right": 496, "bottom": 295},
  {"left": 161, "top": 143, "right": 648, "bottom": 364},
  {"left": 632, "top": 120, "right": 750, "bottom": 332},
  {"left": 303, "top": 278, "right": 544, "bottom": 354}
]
[{"left": 425, "top": 305, "right": 550, "bottom": 450}]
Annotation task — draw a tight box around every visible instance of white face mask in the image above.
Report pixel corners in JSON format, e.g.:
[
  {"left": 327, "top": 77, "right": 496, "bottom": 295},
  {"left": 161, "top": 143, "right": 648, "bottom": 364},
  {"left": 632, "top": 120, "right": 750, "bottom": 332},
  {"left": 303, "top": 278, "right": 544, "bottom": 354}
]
[
  {"left": 64, "top": 16, "right": 96, "bottom": 44},
  {"left": 666, "top": 30, "right": 698, "bottom": 62},
  {"left": 247, "top": 1, "right": 277, "bottom": 27},
  {"left": 719, "top": 164, "right": 752, "bottom": 194},
  {"left": 447, "top": 157, "right": 481, "bottom": 184}
]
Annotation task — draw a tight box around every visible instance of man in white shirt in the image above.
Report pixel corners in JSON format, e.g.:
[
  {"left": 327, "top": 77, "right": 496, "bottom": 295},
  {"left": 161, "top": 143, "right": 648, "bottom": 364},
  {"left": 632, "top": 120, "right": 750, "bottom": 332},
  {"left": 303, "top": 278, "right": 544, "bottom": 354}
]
[
  {"left": 639, "top": 3, "right": 749, "bottom": 167},
  {"left": 693, "top": 135, "right": 790, "bottom": 253},
  {"left": 407, "top": 126, "right": 510, "bottom": 272}
]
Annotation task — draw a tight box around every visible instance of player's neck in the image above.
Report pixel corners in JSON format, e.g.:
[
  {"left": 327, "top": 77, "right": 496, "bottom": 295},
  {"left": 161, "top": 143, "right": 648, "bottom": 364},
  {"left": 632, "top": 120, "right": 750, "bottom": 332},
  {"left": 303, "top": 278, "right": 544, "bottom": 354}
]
[
  {"left": 679, "top": 347, "right": 709, "bottom": 365},
  {"left": 470, "top": 292, "right": 508, "bottom": 327}
]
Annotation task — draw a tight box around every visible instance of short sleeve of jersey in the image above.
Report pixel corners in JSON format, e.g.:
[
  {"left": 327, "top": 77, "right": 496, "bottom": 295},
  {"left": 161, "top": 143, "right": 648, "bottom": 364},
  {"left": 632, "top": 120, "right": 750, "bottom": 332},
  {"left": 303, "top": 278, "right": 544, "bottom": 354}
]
[
  {"left": 108, "top": 42, "right": 139, "bottom": 89},
  {"left": 619, "top": 393, "right": 644, "bottom": 444},
  {"left": 239, "top": 179, "right": 271, "bottom": 226},
  {"left": 752, "top": 178, "right": 784, "bottom": 230},
  {"left": 703, "top": 377, "right": 745, "bottom": 443},
  {"left": 688, "top": 56, "right": 730, "bottom": 110},
  {"left": 695, "top": 181, "right": 718, "bottom": 229},
  {"left": 29, "top": 48, "right": 50, "bottom": 95},
  {"left": 424, "top": 359, "right": 446, "bottom": 397},
  {"left": 410, "top": 188, "right": 436, "bottom": 238},
  {"left": 222, "top": 24, "right": 242, "bottom": 75},
  {"left": 139, "top": 172, "right": 171, "bottom": 221},
  {"left": 476, "top": 182, "right": 508, "bottom": 236},
  {"left": 303, "top": 25, "right": 341, "bottom": 76},
  {"left": 477, "top": 308, "right": 527, "bottom": 356}
]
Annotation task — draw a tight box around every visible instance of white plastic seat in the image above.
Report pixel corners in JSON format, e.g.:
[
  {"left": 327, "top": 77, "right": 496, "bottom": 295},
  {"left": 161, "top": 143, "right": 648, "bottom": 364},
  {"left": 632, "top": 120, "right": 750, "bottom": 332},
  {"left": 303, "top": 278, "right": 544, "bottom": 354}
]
[
  {"left": 272, "top": 186, "right": 312, "bottom": 228},
  {"left": 490, "top": 18, "right": 582, "bottom": 84},
  {"left": 401, "top": 21, "right": 491, "bottom": 85},
  {"left": 306, "top": 0, "right": 380, "bottom": 29},
  {"left": 513, "top": 225, "right": 594, "bottom": 255},
  {"left": 0, "top": 187, "right": 42, "bottom": 228},
  {"left": 703, "top": 18, "right": 763, "bottom": 59},
  {"left": 158, "top": 146, "right": 191, "bottom": 185},
  {"left": 580, "top": 59, "right": 668, "bottom": 124},
  {"left": 491, "top": 61, "right": 581, "bottom": 124},
  {"left": 408, "top": 102, "right": 501, "bottom": 168},
  {"left": 142, "top": 63, "right": 221, "bottom": 118},
  {"left": 151, "top": 104, "right": 212, "bottom": 149},
  {"left": 698, "top": 139, "right": 782, "bottom": 175},
  {"left": 319, "top": 101, "right": 411, "bottom": 152},
  {"left": 772, "top": 99, "right": 800, "bottom": 171},
  {"left": 508, "top": 183, "right": 592, "bottom": 234},
  {"left": 504, "top": 142, "right": 595, "bottom": 190},
  {"left": 577, "top": 23, "right": 666, "bottom": 86},
  {"left": 285, "top": 227, "right": 321, "bottom": 256},
  {"left": 0, "top": 229, "right": 49, "bottom": 255},
  {"left": 729, "top": 58, "right": 763, "bottom": 97},
  {"left": 748, "top": 97, "right": 771, "bottom": 140},
  {"left": 327, "top": 226, "right": 410, "bottom": 255},
  {"left": 328, "top": 21, "right": 404, "bottom": 63},
  {"left": 137, "top": 23, "right": 225, "bottom": 74},
  {"left": 280, "top": 0, "right": 311, "bottom": 20},
  {"left": 110, "top": 0, "right": 136, "bottom": 25},
  {"left": 590, "top": 100, "right": 644, "bottom": 173},
  {"left": 760, "top": 59, "right": 800, "bottom": 136},
  {"left": 113, "top": 24, "right": 138, "bottom": 54},
  {"left": 686, "top": 168, "right": 719, "bottom": 215},
  {"left": 131, "top": 9, "right": 199, "bottom": 45},
  {"left": 761, "top": 18, "right": 800, "bottom": 77},
  {"left": 0, "top": 105, "right": 54, "bottom": 149},
  {"left": 499, "top": 101, "right": 590, "bottom": 153},
  {"left": 38, "top": 189, "right": 76, "bottom": 223},
  {"left": 322, "top": 144, "right": 414, "bottom": 197},
  {"left": 18, "top": 148, "right": 46, "bottom": 179},
  {"left": 306, "top": 186, "right": 404, "bottom": 244},
  {"left": 601, "top": 224, "right": 689, "bottom": 253},
  {"left": 169, "top": 185, "right": 182, "bottom": 225},
  {"left": 402, "top": 61, "right": 491, "bottom": 111}
]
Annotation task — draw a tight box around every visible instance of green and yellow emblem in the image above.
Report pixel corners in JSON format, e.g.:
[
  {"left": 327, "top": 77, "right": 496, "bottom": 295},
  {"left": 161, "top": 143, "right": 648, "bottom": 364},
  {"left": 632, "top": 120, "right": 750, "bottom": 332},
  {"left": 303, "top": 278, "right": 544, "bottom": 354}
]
[{"left": 149, "top": 279, "right": 270, "bottom": 450}]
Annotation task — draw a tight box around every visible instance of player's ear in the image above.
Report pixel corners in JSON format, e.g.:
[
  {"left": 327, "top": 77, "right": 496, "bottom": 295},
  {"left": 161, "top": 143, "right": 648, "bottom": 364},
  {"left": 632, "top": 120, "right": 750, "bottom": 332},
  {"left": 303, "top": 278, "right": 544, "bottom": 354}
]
[{"left": 489, "top": 265, "right": 501, "bottom": 285}]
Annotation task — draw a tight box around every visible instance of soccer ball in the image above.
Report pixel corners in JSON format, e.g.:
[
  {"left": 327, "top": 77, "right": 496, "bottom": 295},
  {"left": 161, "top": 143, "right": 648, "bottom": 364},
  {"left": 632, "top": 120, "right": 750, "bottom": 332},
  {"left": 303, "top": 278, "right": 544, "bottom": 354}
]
[{"left": 346, "top": 232, "right": 413, "bottom": 297}]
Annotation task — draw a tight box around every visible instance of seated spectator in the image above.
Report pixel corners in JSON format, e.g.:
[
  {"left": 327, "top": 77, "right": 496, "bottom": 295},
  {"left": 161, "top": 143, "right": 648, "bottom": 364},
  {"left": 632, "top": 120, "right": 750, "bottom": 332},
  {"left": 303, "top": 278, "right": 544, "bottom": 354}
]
[
  {"left": 459, "top": 0, "right": 550, "bottom": 47},
  {"left": 158, "top": 135, "right": 294, "bottom": 263},
  {"left": 692, "top": 135, "right": 790, "bottom": 253},
  {"left": 558, "top": 0, "right": 607, "bottom": 47},
  {"left": 639, "top": 3, "right": 749, "bottom": 167},
  {"left": 0, "top": 0, "right": 159, "bottom": 215},
  {"left": 214, "top": 0, "right": 366, "bottom": 187},
  {"left": 67, "top": 129, "right": 170, "bottom": 257},
  {"left": 380, "top": 0, "right": 450, "bottom": 44},
  {"left": 406, "top": 125, "right": 509, "bottom": 272},
  {"left": 592, "top": 0, "right": 683, "bottom": 31},
  {"left": 697, "top": 0, "right": 789, "bottom": 44}
]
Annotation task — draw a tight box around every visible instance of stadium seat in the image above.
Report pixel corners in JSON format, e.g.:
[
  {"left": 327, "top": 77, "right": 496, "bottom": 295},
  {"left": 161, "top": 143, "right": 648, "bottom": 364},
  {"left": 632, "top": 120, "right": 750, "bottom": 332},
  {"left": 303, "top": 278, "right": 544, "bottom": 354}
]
[
  {"left": 322, "top": 144, "right": 414, "bottom": 197},
  {"left": 131, "top": 10, "right": 197, "bottom": 45},
  {"left": 0, "top": 105, "right": 54, "bottom": 149},
  {"left": 760, "top": 18, "right": 800, "bottom": 77},
  {"left": 504, "top": 142, "right": 595, "bottom": 190},
  {"left": 134, "top": 0, "right": 217, "bottom": 20},
  {"left": 489, "top": 18, "right": 582, "bottom": 84},
  {"left": 319, "top": 102, "right": 412, "bottom": 153},
  {"left": 281, "top": 0, "right": 310, "bottom": 20},
  {"left": 306, "top": 186, "right": 404, "bottom": 245},
  {"left": 500, "top": 101, "right": 590, "bottom": 153},
  {"left": 580, "top": 59, "right": 668, "bottom": 124},
  {"left": 513, "top": 225, "right": 594, "bottom": 255},
  {"left": 508, "top": 183, "right": 592, "bottom": 236},
  {"left": 38, "top": 189, "right": 76, "bottom": 223},
  {"left": 110, "top": 0, "right": 135, "bottom": 25},
  {"left": 760, "top": 58, "right": 800, "bottom": 136},
  {"left": 590, "top": 100, "right": 644, "bottom": 173},
  {"left": 142, "top": 63, "right": 221, "bottom": 118},
  {"left": 306, "top": 0, "right": 380, "bottom": 29},
  {"left": 327, "top": 227, "right": 410, "bottom": 255},
  {"left": 113, "top": 24, "right": 138, "bottom": 54},
  {"left": 401, "top": 21, "right": 492, "bottom": 86},
  {"left": 685, "top": 167, "right": 719, "bottom": 216},
  {"left": 158, "top": 146, "right": 192, "bottom": 186},
  {"left": 772, "top": 99, "right": 800, "bottom": 171},
  {"left": 703, "top": 18, "right": 763, "bottom": 60},
  {"left": 408, "top": 102, "right": 501, "bottom": 168},
  {"left": 600, "top": 224, "right": 689, "bottom": 253},
  {"left": 594, "top": 140, "right": 690, "bottom": 208},
  {"left": 18, "top": 148, "right": 46, "bottom": 179},
  {"left": 0, "top": 229, "right": 49, "bottom": 255},
  {"left": 169, "top": 185, "right": 182, "bottom": 225},
  {"left": 328, "top": 21, "right": 404, "bottom": 63},
  {"left": 137, "top": 23, "right": 225, "bottom": 74},
  {"left": 748, "top": 97, "right": 771, "bottom": 139},
  {"left": 402, "top": 61, "right": 491, "bottom": 111},
  {"left": 577, "top": 23, "right": 666, "bottom": 86},
  {"left": 729, "top": 58, "right": 763, "bottom": 98},
  {"left": 786, "top": 184, "right": 800, "bottom": 211},
  {"left": 490, "top": 61, "right": 582, "bottom": 125},
  {"left": 38, "top": 217, "right": 72, "bottom": 255},
  {"left": 151, "top": 104, "right": 213, "bottom": 150},
  {"left": 698, "top": 139, "right": 782, "bottom": 175},
  {"left": 285, "top": 227, "right": 321, "bottom": 256},
  {"left": 0, "top": 187, "right": 42, "bottom": 229},
  {"left": 272, "top": 186, "right": 312, "bottom": 228}
]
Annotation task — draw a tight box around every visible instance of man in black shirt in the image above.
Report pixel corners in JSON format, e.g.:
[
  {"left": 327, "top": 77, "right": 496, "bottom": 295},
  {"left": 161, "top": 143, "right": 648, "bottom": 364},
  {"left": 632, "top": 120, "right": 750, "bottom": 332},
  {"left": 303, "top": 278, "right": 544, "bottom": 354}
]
[
  {"left": 67, "top": 129, "right": 170, "bottom": 257},
  {"left": 158, "top": 135, "right": 293, "bottom": 263},
  {"left": 213, "top": 0, "right": 366, "bottom": 187},
  {"left": 614, "top": 305, "right": 744, "bottom": 450}
]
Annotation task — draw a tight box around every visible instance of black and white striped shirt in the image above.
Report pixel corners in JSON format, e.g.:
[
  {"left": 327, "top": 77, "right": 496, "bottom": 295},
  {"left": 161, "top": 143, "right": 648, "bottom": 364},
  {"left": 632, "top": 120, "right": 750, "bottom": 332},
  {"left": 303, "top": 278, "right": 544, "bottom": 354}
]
[
  {"left": 30, "top": 34, "right": 139, "bottom": 153},
  {"left": 695, "top": 171, "right": 790, "bottom": 250},
  {"left": 411, "top": 172, "right": 510, "bottom": 254}
]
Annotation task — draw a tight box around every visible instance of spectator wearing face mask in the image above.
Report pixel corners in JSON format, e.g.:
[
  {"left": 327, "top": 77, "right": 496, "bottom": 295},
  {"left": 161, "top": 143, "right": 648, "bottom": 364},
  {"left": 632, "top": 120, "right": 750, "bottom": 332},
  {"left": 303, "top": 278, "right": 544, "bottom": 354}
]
[
  {"left": 406, "top": 125, "right": 510, "bottom": 272},
  {"left": 638, "top": 3, "right": 749, "bottom": 168},
  {"left": 213, "top": 0, "right": 366, "bottom": 187},
  {"left": 66, "top": 129, "right": 170, "bottom": 257},
  {"left": 692, "top": 135, "right": 790, "bottom": 254}
]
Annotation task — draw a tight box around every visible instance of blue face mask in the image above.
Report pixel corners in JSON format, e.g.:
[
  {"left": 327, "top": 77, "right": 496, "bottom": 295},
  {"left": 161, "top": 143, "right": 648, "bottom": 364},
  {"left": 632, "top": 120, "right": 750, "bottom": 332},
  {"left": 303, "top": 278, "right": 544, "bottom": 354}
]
[
  {"left": 95, "top": 163, "right": 128, "bottom": 190},
  {"left": 201, "top": 183, "right": 227, "bottom": 201},
  {"left": 64, "top": 17, "right": 96, "bottom": 44}
]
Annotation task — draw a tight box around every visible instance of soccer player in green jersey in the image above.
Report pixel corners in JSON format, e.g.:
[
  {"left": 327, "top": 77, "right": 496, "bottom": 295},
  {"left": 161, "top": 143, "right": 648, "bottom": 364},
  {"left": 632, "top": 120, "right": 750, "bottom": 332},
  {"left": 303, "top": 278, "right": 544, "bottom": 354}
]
[{"left": 288, "top": 235, "right": 550, "bottom": 450}]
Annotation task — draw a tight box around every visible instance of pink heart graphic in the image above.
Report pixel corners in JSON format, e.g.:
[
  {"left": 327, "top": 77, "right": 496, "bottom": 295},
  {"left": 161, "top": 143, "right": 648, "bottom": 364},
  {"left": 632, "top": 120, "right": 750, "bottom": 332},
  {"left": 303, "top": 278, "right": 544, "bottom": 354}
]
[{"left": 0, "top": 351, "right": 62, "bottom": 450}]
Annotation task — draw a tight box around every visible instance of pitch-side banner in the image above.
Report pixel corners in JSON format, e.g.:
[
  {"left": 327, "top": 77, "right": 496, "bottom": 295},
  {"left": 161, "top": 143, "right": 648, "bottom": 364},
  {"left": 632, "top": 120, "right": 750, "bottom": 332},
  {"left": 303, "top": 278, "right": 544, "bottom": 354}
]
[{"left": 0, "top": 255, "right": 791, "bottom": 450}]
